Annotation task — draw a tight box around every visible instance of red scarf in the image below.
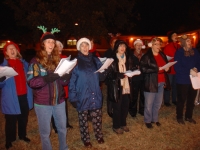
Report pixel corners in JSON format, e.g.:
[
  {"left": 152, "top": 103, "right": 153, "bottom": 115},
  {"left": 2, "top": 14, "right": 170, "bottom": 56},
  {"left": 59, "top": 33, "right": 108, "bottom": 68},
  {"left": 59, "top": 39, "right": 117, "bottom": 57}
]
[{"left": 8, "top": 59, "right": 27, "bottom": 95}]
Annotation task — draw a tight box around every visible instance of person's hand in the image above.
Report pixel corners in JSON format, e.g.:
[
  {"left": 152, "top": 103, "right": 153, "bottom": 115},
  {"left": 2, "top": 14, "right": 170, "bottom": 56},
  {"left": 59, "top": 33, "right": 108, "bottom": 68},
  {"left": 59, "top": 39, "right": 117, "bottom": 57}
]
[
  {"left": 117, "top": 72, "right": 125, "bottom": 79},
  {"left": 60, "top": 73, "right": 71, "bottom": 81},
  {"left": 190, "top": 68, "right": 198, "bottom": 77},
  {"left": 71, "top": 102, "right": 77, "bottom": 108},
  {"left": 0, "top": 76, "right": 6, "bottom": 82},
  {"left": 165, "top": 67, "right": 169, "bottom": 72},
  {"left": 43, "top": 73, "right": 60, "bottom": 83}
]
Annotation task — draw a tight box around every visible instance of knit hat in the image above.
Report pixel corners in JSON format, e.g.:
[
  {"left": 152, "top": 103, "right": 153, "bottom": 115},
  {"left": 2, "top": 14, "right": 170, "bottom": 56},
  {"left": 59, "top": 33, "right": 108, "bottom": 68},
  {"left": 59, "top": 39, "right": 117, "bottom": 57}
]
[
  {"left": 148, "top": 37, "right": 163, "bottom": 47},
  {"left": 76, "top": 37, "right": 91, "bottom": 51},
  {"left": 56, "top": 40, "right": 63, "bottom": 49},
  {"left": 3, "top": 41, "right": 20, "bottom": 56},
  {"left": 37, "top": 26, "right": 60, "bottom": 42},
  {"left": 133, "top": 39, "right": 146, "bottom": 49}
]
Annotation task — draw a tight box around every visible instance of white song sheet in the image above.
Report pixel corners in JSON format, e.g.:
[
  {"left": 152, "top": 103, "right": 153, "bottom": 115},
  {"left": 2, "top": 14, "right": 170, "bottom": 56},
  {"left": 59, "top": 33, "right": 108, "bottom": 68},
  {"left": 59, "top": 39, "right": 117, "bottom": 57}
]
[
  {"left": 0, "top": 66, "right": 18, "bottom": 79},
  {"left": 54, "top": 56, "right": 77, "bottom": 76},
  {"left": 190, "top": 72, "right": 200, "bottom": 89},
  {"left": 166, "top": 55, "right": 174, "bottom": 61},
  {"left": 159, "top": 61, "right": 177, "bottom": 70},
  {"left": 95, "top": 58, "right": 114, "bottom": 73},
  {"left": 124, "top": 70, "right": 141, "bottom": 77}
]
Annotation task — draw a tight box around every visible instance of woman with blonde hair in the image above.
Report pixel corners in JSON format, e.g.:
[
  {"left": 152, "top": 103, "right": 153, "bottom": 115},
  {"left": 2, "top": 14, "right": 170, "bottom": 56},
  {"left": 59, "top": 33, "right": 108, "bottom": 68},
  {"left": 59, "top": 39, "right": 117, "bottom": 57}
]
[{"left": 140, "top": 37, "right": 170, "bottom": 129}]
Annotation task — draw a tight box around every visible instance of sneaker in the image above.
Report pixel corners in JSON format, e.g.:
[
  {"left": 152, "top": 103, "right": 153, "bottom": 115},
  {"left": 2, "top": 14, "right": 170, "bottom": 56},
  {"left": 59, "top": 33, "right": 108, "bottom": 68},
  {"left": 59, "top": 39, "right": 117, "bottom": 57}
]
[
  {"left": 113, "top": 128, "right": 124, "bottom": 134},
  {"left": 177, "top": 119, "right": 185, "bottom": 124},
  {"left": 155, "top": 122, "right": 161, "bottom": 126},
  {"left": 121, "top": 126, "right": 129, "bottom": 132},
  {"left": 145, "top": 123, "right": 153, "bottom": 129},
  {"left": 185, "top": 118, "right": 196, "bottom": 124}
]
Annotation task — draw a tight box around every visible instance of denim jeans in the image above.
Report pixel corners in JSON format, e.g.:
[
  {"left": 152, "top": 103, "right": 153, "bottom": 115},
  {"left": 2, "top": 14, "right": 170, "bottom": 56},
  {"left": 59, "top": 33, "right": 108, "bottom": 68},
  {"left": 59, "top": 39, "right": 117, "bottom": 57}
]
[
  {"left": 144, "top": 82, "right": 164, "bottom": 123},
  {"left": 164, "top": 74, "right": 177, "bottom": 103},
  {"left": 34, "top": 102, "right": 68, "bottom": 150}
]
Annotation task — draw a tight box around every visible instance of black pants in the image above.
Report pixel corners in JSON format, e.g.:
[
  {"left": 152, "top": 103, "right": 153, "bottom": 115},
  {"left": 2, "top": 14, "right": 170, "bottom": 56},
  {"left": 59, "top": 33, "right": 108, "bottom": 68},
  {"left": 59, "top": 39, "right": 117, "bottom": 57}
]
[
  {"left": 78, "top": 109, "right": 103, "bottom": 142},
  {"left": 5, "top": 94, "right": 29, "bottom": 143},
  {"left": 106, "top": 85, "right": 113, "bottom": 118},
  {"left": 112, "top": 94, "right": 130, "bottom": 129},
  {"left": 52, "top": 98, "right": 70, "bottom": 130},
  {"left": 129, "top": 80, "right": 145, "bottom": 116},
  {"left": 176, "top": 84, "right": 197, "bottom": 119}
]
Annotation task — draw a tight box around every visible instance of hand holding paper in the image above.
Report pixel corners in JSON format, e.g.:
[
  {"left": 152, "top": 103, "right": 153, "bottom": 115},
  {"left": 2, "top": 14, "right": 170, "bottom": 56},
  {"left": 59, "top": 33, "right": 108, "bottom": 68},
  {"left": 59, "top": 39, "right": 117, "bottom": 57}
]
[
  {"left": 54, "top": 57, "right": 77, "bottom": 76},
  {"left": 190, "top": 72, "right": 200, "bottom": 89},
  {"left": 124, "top": 70, "right": 141, "bottom": 77},
  {"left": 159, "top": 61, "right": 177, "bottom": 70},
  {"left": 95, "top": 58, "right": 114, "bottom": 73},
  {"left": 0, "top": 66, "right": 18, "bottom": 79}
]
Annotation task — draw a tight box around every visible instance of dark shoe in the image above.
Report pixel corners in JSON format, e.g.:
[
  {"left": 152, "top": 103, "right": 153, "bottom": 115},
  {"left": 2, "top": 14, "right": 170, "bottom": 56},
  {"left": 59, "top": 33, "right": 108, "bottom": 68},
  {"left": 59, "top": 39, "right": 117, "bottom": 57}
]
[
  {"left": 185, "top": 118, "right": 196, "bottom": 124},
  {"left": 155, "top": 122, "right": 161, "bottom": 126},
  {"left": 108, "top": 113, "right": 113, "bottom": 118},
  {"left": 120, "top": 126, "right": 129, "bottom": 132},
  {"left": 97, "top": 138, "right": 104, "bottom": 144},
  {"left": 84, "top": 142, "right": 92, "bottom": 148},
  {"left": 145, "top": 123, "right": 153, "bottom": 129},
  {"left": 172, "top": 101, "right": 177, "bottom": 105},
  {"left": 5, "top": 142, "right": 12, "bottom": 149},
  {"left": 138, "top": 111, "right": 144, "bottom": 116},
  {"left": 19, "top": 137, "right": 31, "bottom": 143},
  {"left": 164, "top": 102, "right": 171, "bottom": 107},
  {"left": 177, "top": 119, "right": 185, "bottom": 124},
  {"left": 67, "top": 123, "right": 73, "bottom": 129},
  {"left": 113, "top": 128, "right": 123, "bottom": 134}
]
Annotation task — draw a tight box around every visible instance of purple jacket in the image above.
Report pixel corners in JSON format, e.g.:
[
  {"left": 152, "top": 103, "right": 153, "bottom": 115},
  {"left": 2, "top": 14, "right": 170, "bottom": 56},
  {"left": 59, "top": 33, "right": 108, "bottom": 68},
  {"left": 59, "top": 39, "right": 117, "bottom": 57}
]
[{"left": 27, "top": 58, "right": 68, "bottom": 105}]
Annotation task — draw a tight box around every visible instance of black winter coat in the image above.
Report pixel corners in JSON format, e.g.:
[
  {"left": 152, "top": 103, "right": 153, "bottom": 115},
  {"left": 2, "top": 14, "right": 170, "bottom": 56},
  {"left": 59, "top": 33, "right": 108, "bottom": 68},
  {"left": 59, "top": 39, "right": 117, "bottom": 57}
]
[
  {"left": 140, "top": 49, "right": 169, "bottom": 93},
  {"left": 106, "top": 52, "right": 136, "bottom": 102}
]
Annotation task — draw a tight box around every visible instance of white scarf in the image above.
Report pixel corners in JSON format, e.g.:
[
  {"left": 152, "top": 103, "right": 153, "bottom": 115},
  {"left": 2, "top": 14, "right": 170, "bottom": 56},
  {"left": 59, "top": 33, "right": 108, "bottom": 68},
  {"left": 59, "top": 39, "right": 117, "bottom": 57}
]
[{"left": 116, "top": 53, "right": 130, "bottom": 94}]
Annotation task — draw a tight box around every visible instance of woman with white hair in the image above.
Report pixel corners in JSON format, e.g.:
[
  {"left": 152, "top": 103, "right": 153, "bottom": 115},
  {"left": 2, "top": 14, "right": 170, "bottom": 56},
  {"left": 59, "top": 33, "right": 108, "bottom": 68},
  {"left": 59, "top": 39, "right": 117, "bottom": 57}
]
[
  {"left": 174, "top": 35, "right": 200, "bottom": 124},
  {"left": 69, "top": 37, "right": 107, "bottom": 148}
]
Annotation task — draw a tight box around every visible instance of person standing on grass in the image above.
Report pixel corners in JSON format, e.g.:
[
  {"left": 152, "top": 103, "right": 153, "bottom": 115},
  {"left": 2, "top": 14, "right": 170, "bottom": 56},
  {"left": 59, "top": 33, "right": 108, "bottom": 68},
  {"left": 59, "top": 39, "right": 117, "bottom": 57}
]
[
  {"left": 51, "top": 40, "right": 73, "bottom": 134},
  {"left": 27, "top": 26, "right": 70, "bottom": 150},
  {"left": 174, "top": 35, "right": 200, "bottom": 125},
  {"left": 106, "top": 40, "right": 135, "bottom": 134},
  {"left": 0, "top": 41, "right": 33, "bottom": 149},
  {"left": 129, "top": 39, "right": 145, "bottom": 118},
  {"left": 140, "top": 37, "right": 170, "bottom": 129},
  {"left": 104, "top": 37, "right": 118, "bottom": 118},
  {"left": 163, "top": 31, "right": 181, "bottom": 107},
  {"left": 69, "top": 37, "right": 108, "bottom": 148}
]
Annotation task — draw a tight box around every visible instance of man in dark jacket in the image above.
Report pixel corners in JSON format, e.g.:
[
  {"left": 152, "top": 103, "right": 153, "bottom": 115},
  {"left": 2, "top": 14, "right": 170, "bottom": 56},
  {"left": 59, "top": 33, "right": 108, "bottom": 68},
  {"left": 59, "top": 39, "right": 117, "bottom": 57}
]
[{"left": 129, "top": 39, "right": 145, "bottom": 117}]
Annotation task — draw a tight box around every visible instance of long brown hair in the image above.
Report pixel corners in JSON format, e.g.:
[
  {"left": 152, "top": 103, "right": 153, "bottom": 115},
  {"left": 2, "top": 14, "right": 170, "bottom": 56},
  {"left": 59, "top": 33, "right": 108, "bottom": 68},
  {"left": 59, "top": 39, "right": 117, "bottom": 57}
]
[{"left": 36, "top": 41, "right": 60, "bottom": 71}]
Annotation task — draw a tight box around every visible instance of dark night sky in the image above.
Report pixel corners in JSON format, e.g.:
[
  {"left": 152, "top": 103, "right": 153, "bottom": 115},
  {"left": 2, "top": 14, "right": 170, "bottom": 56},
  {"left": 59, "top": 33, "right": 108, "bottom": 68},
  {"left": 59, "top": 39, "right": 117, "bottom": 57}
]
[{"left": 0, "top": 0, "right": 199, "bottom": 39}]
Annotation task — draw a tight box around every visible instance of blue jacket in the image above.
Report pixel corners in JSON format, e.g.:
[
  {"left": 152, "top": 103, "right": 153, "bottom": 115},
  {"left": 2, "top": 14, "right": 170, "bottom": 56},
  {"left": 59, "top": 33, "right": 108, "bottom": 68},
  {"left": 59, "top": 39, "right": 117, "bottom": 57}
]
[
  {"left": 0, "top": 59, "right": 33, "bottom": 114},
  {"left": 174, "top": 48, "right": 200, "bottom": 84},
  {"left": 68, "top": 52, "right": 103, "bottom": 111}
]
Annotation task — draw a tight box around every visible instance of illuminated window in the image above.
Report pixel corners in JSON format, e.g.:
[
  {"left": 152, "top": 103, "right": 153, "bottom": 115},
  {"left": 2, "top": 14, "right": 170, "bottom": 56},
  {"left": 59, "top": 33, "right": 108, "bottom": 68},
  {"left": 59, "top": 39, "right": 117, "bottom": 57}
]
[{"left": 67, "top": 40, "right": 72, "bottom": 45}]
